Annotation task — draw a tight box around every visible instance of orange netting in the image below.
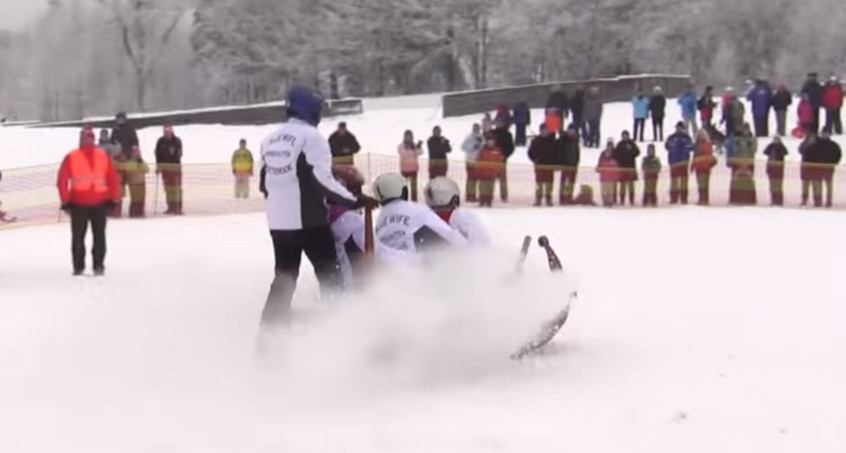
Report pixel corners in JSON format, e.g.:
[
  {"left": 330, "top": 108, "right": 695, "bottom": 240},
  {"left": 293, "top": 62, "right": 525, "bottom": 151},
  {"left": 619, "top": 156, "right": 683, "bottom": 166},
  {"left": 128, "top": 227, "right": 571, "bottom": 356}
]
[{"left": 1, "top": 155, "right": 843, "bottom": 229}]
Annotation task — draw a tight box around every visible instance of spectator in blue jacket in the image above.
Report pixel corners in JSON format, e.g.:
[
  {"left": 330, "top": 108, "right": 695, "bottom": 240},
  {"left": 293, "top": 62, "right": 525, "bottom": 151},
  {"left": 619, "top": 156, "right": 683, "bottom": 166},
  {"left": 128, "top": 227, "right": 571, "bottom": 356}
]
[
  {"left": 678, "top": 85, "right": 699, "bottom": 136},
  {"left": 747, "top": 79, "right": 774, "bottom": 137},
  {"left": 513, "top": 101, "right": 532, "bottom": 147},
  {"left": 631, "top": 90, "right": 650, "bottom": 142},
  {"left": 664, "top": 121, "right": 694, "bottom": 204}
]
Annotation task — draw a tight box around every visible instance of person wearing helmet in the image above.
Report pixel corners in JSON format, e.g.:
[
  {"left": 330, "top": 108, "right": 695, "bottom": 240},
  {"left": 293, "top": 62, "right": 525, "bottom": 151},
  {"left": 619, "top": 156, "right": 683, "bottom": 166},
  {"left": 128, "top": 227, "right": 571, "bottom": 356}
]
[
  {"left": 371, "top": 172, "right": 467, "bottom": 254},
  {"left": 258, "top": 85, "right": 378, "bottom": 328},
  {"left": 425, "top": 176, "right": 490, "bottom": 247},
  {"left": 329, "top": 167, "right": 415, "bottom": 289}
]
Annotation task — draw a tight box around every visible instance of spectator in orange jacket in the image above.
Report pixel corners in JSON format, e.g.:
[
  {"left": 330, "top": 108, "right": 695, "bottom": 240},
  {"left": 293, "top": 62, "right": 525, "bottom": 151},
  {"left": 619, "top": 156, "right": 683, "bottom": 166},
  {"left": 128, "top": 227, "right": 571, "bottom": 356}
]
[
  {"left": 57, "top": 127, "right": 121, "bottom": 276},
  {"left": 690, "top": 129, "right": 717, "bottom": 205},
  {"left": 476, "top": 132, "right": 505, "bottom": 207}
]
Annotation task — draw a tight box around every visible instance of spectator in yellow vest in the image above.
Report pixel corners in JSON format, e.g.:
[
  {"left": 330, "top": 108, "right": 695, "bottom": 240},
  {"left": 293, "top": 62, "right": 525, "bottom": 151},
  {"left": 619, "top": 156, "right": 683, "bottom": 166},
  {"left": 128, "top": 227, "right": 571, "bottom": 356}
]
[{"left": 232, "top": 138, "right": 254, "bottom": 199}]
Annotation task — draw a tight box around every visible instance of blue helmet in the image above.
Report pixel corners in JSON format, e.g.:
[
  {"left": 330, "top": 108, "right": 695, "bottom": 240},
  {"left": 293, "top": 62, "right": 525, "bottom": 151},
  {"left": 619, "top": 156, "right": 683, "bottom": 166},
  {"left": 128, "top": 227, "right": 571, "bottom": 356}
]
[{"left": 286, "top": 85, "right": 324, "bottom": 126}]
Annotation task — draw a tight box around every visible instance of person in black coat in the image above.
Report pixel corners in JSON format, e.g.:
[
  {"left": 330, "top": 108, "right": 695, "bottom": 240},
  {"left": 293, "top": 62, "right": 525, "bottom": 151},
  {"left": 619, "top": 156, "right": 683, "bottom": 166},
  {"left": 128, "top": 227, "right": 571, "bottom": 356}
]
[
  {"left": 650, "top": 87, "right": 667, "bottom": 141},
  {"left": 771, "top": 85, "right": 793, "bottom": 137},
  {"left": 493, "top": 120, "right": 515, "bottom": 202},
  {"left": 802, "top": 73, "right": 824, "bottom": 134},
  {"left": 570, "top": 88, "right": 586, "bottom": 136},
  {"left": 513, "top": 101, "right": 532, "bottom": 147},
  {"left": 816, "top": 131, "right": 842, "bottom": 207},
  {"left": 763, "top": 136, "right": 789, "bottom": 205},
  {"left": 527, "top": 124, "right": 557, "bottom": 206},
  {"left": 155, "top": 125, "right": 184, "bottom": 215},
  {"left": 328, "top": 122, "right": 361, "bottom": 167},
  {"left": 557, "top": 124, "right": 581, "bottom": 204},
  {"left": 426, "top": 125, "right": 452, "bottom": 180},
  {"left": 110, "top": 112, "right": 139, "bottom": 160},
  {"left": 613, "top": 131, "right": 641, "bottom": 206}
]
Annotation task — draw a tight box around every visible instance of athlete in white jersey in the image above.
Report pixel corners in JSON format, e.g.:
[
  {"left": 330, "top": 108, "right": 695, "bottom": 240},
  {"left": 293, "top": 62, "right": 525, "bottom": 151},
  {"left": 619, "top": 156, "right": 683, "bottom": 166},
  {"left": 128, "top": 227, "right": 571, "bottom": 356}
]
[
  {"left": 372, "top": 173, "right": 468, "bottom": 253},
  {"left": 330, "top": 167, "right": 417, "bottom": 288},
  {"left": 258, "top": 85, "right": 377, "bottom": 327},
  {"left": 424, "top": 176, "right": 491, "bottom": 246}
]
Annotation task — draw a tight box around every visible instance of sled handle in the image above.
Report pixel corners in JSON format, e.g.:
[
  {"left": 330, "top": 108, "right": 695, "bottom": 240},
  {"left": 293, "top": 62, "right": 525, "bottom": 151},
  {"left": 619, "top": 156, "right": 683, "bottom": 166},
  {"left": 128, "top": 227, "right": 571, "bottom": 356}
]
[{"left": 364, "top": 205, "right": 375, "bottom": 256}]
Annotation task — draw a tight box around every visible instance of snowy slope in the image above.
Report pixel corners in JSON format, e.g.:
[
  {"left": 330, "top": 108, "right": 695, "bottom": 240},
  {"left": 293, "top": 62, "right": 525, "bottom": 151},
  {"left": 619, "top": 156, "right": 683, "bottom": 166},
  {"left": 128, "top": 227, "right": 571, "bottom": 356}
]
[
  {"left": 2, "top": 97, "right": 843, "bottom": 171},
  {"left": 1, "top": 208, "right": 845, "bottom": 452}
]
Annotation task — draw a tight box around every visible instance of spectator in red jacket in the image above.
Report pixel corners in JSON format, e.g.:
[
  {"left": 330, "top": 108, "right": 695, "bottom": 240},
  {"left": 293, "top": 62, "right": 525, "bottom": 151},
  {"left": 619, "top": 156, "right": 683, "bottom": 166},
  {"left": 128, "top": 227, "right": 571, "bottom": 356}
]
[
  {"left": 57, "top": 127, "right": 121, "bottom": 276},
  {"left": 822, "top": 76, "right": 844, "bottom": 135},
  {"left": 596, "top": 140, "right": 619, "bottom": 207},
  {"left": 798, "top": 94, "right": 815, "bottom": 136}
]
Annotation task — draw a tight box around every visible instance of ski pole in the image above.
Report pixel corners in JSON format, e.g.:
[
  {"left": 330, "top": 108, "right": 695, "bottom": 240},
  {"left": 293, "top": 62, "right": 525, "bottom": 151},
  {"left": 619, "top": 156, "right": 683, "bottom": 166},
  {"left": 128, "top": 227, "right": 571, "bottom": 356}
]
[{"left": 153, "top": 170, "right": 160, "bottom": 215}]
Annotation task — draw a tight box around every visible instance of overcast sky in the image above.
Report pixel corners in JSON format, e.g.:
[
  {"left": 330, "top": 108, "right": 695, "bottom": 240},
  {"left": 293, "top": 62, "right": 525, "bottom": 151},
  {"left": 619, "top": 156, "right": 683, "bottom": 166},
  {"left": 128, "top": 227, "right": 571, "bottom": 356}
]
[{"left": 0, "top": 0, "right": 47, "bottom": 31}]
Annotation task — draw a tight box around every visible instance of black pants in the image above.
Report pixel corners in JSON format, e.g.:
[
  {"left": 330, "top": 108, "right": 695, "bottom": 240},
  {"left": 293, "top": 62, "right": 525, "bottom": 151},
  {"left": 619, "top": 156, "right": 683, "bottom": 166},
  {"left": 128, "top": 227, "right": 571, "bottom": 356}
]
[
  {"left": 587, "top": 119, "right": 601, "bottom": 147},
  {"left": 70, "top": 204, "right": 108, "bottom": 272},
  {"left": 754, "top": 115, "right": 769, "bottom": 137},
  {"left": 515, "top": 123, "right": 528, "bottom": 146},
  {"left": 825, "top": 108, "right": 843, "bottom": 135},
  {"left": 652, "top": 117, "right": 664, "bottom": 141},
  {"left": 633, "top": 118, "right": 646, "bottom": 141},
  {"left": 261, "top": 225, "right": 342, "bottom": 326}
]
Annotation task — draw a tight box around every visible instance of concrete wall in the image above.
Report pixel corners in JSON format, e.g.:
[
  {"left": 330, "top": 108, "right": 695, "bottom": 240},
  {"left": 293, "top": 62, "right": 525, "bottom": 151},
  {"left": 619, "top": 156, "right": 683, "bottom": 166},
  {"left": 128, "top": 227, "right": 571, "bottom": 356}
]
[
  {"left": 442, "top": 75, "right": 692, "bottom": 117},
  {"left": 29, "top": 99, "right": 364, "bottom": 130}
]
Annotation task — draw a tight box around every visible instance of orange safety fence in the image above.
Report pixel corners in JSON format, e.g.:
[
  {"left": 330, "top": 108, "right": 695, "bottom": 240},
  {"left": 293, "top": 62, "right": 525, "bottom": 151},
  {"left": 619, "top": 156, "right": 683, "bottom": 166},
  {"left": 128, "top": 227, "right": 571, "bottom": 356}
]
[{"left": 1, "top": 155, "right": 844, "bottom": 229}]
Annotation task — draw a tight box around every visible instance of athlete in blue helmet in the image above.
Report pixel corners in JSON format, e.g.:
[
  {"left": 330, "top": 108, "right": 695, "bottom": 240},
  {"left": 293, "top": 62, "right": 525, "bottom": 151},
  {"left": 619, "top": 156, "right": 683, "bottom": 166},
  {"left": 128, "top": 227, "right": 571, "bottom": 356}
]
[{"left": 258, "top": 85, "right": 377, "bottom": 328}]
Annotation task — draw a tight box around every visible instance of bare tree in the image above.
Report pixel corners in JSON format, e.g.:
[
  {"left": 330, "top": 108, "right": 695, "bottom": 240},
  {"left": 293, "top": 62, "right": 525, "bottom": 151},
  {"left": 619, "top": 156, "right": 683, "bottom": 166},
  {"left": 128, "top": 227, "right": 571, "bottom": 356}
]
[{"left": 96, "top": 0, "right": 188, "bottom": 111}]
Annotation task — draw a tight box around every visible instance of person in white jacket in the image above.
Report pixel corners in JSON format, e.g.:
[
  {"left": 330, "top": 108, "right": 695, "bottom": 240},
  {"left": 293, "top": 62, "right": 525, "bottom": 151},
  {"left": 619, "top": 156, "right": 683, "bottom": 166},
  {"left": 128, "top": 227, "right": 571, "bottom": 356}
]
[
  {"left": 329, "top": 166, "right": 415, "bottom": 289},
  {"left": 258, "top": 85, "right": 377, "bottom": 327},
  {"left": 461, "top": 123, "right": 483, "bottom": 202},
  {"left": 372, "top": 173, "right": 467, "bottom": 254},
  {"left": 424, "top": 176, "right": 491, "bottom": 247}
]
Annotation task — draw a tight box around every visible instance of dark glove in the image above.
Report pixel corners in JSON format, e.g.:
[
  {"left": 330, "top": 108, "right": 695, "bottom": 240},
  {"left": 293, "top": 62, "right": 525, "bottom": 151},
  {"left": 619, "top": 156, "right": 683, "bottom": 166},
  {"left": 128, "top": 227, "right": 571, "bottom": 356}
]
[
  {"left": 354, "top": 194, "right": 379, "bottom": 210},
  {"left": 103, "top": 200, "right": 118, "bottom": 211},
  {"left": 60, "top": 203, "right": 73, "bottom": 213}
]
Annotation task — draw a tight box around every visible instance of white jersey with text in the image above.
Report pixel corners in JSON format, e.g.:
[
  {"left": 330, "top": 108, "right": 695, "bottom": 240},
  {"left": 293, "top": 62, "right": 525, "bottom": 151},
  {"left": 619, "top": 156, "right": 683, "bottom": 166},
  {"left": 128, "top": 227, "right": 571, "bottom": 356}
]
[
  {"left": 261, "top": 118, "right": 357, "bottom": 230},
  {"left": 332, "top": 208, "right": 421, "bottom": 287},
  {"left": 447, "top": 207, "right": 491, "bottom": 247},
  {"left": 375, "top": 200, "right": 468, "bottom": 253}
]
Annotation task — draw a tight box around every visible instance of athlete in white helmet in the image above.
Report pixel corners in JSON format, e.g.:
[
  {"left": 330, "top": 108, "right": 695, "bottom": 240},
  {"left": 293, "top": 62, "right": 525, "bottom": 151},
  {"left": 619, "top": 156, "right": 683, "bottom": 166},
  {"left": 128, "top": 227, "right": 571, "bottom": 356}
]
[
  {"left": 424, "top": 176, "right": 491, "bottom": 247},
  {"left": 372, "top": 173, "right": 468, "bottom": 253},
  {"left": 329, "top": 167, "right": 415, "bottom": 288}
]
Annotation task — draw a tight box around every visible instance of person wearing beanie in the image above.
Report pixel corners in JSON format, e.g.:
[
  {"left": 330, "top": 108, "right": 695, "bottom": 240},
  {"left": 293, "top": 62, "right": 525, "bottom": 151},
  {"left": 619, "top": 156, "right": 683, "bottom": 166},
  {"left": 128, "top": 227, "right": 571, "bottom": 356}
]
[
  {"left": 56, "top": 128, "right": 122, "bottom": 276},
  {"left": 821, "top": 76, "right": 844, "bottom": 135},
  {"left": 155, "top": 125, "right": 184, "bottom": 215},
  {"left": 596, "top": 139, "right": 619, "bottom": 207},
  {"left": 397, "top": 130, "right": 423, "bottom": 201},
  {"left": 772, "top": 84, "right": 793, "bottom": 137},
  {"left": 475, "top": 131, "right": 506, "bottom": 207}
]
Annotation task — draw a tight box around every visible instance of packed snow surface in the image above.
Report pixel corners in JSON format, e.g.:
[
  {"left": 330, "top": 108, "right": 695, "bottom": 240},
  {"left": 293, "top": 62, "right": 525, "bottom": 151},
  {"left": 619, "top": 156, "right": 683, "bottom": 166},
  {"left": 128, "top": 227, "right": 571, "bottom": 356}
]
[{"left": 1, "top": 207, "right": 845, "bottom": 452}]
